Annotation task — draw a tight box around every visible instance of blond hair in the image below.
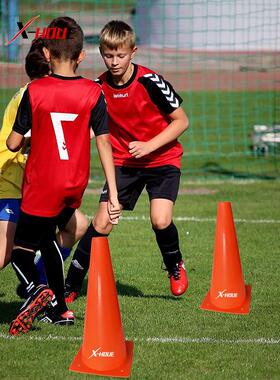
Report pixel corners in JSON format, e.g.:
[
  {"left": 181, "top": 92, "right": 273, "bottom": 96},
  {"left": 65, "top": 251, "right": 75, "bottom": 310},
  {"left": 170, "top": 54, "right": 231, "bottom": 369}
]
[{"left": 99, "top": 20, "right": 135, "bottom": 50}]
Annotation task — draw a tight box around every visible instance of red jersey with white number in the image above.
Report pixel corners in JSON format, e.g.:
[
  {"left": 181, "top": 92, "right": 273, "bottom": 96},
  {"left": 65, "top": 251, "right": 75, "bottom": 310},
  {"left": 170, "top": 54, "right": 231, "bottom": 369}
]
[
  {"left": 98, "top": 64, "right": 183, "bottom": 168},
  {"left": 13, "top": 74, "right": 108, "bottom": 216}
]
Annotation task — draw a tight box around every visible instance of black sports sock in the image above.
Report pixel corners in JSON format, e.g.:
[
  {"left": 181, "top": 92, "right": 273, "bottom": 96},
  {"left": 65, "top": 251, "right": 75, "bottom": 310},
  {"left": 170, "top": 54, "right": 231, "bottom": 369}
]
[
  {"left": 65, "top": 223, "right": 108, "bottom": 292},
  {"left": 40, "top": 239, "right": 67, "bottom": 314},
  {"left": 153, "top": 222, "right": 182, "bottom": 269},
  {"left": 11, "top": 248, "right": 39, "bottom": 295}
]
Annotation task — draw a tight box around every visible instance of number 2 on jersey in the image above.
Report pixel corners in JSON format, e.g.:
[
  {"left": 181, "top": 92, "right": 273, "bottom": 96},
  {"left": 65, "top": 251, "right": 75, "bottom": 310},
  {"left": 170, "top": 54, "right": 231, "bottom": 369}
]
[{"left": 50, "top": 112, "right": 78, "bottom": 160}]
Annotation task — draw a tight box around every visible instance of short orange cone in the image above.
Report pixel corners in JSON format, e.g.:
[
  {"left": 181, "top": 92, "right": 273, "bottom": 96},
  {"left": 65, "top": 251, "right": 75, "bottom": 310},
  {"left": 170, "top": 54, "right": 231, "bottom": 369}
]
[
  {"left": 200, "top": 202, "right": 251, "bottom": 314},
  {"left": 69, "top": 237, "right": 133, "bottom": 377}
]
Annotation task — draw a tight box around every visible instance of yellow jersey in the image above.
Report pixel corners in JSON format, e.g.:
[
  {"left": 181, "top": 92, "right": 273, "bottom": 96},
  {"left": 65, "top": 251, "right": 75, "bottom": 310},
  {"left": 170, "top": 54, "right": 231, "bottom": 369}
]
[{"left": 0, "top": 85, "right": 28, "bottom": 199}]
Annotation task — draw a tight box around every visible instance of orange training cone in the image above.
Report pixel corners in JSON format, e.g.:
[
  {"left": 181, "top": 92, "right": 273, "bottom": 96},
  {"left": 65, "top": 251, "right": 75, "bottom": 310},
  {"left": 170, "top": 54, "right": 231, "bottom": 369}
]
[
  {"left": 200, "top": 202, "right": 251, "bottom": 314},
  {"left": 69, "top": 237, "right": 133, "bottom": 377}
]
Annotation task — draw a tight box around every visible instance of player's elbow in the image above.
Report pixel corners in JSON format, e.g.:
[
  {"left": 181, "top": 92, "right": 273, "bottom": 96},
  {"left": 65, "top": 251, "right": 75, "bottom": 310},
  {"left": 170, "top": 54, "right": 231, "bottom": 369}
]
[
  {"left": 180, "top": 115, "right": 189, "bottom": 133},
  {"left": 96, "top": 133, "right": 111, "bottom": 149},
  {"left": 6, "top": 140, "right": 20, "bottom": 152},
  {"left": 184, "top": 118, "right": 189, "bottom": 132},
  {"left": 175, "top": 108, "right": 189, "bottom": 134},
  {"left": 6, "top": 133, "right": 24, "bottom": 152}
]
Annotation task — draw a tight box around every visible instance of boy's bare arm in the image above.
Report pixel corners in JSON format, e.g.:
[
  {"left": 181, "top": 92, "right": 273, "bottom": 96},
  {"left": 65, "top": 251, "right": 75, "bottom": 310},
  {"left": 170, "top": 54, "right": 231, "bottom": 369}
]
[
  {"left": 95, "top": 133, "right": 121, "bottom": 224},
  {"left": 128, "top": 106, "right": 189, "bottom": 159},
  {"left": 6, "top": 131, "right": 25, "bottom": 152}
]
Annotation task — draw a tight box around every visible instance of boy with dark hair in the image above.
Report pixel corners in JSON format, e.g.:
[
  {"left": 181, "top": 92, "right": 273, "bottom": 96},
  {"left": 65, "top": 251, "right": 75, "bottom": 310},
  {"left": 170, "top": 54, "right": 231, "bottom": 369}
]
[
  {"left": 65, "top": 20, "right": 189, "bottom": 302},
  {"left": 24, "top": 38, "right": 50, "bottom": 79},
  {"left": 6, "top": 17, "right": 120, "bottom": 335}
]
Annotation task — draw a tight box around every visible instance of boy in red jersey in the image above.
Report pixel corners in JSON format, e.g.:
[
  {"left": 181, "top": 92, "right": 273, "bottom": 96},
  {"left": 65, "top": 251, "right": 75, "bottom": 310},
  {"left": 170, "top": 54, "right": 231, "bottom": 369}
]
[
  {"left": 65, "top": 20, "right": 189, "bottom": 302},
  {"left": 1, "top": 38, "right": 89, "bottom": 297},
  {"left": 6, "top": 17, "right": 120, "bottom": 335}
]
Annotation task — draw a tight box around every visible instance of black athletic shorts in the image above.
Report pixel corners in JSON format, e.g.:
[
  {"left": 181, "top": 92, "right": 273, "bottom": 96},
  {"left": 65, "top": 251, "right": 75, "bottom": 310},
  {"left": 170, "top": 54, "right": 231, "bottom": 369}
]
[
  {"left": 14, "top": 208, "right": 75, "bottom": 250},
  {"left": 100, "top": 165, "right": 181, "bottom": 211}
]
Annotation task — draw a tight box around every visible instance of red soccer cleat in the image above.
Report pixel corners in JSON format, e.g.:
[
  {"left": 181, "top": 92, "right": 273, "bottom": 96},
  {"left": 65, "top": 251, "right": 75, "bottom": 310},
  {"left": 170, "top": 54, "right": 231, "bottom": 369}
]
[
  {"left": 9, "top": 285, "right": 53, "bottom": 336},
  {"left": 168, "top": 261, "right": 188, "bottom": 296},
  {"left": 65, "top": 289, "right": 79, "bottom": 304}
]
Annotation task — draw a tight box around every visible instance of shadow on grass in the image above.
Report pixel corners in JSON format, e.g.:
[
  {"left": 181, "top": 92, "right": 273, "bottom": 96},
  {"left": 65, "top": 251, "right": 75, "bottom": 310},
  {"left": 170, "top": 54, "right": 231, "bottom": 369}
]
[
  {"left": 0, "top": 301, "right": 84, "bottom": 330},
  {"left": 117, "top": 281, "right": 180, "bottom": 300},
  {"left": 202, "top": 162, "right": 278, "bottom": 180},
  {"left": 0, "top": 300, "right": 24, "bottom": 323},
  {"left": 79, "top": 279, "right": 179, "bottom": 301}
]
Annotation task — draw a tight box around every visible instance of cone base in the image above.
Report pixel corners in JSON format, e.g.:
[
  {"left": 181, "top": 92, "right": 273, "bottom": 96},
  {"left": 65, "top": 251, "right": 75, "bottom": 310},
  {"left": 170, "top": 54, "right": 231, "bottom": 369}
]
[
  {"left": 69, "top": 340, "right": 134, "bottom": 378},
  {"left": 200, "top": 284, "right": 251, "bottom": 314}
]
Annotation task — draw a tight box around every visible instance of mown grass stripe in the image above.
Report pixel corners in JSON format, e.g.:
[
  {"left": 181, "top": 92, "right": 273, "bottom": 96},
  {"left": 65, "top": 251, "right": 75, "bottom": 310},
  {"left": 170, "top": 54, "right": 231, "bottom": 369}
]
[
  {"left": 0, "top": 333, "right": 279, "bottom": 345},
  {"left": 85, "top": 215, "right": 280, "bottom": 224}
]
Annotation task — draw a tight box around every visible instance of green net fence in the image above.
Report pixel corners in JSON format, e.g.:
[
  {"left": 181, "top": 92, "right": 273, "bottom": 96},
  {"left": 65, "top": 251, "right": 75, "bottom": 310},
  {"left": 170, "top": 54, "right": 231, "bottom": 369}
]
[{"left": 1, "top": 0, "right": 279, "bottom": 181}]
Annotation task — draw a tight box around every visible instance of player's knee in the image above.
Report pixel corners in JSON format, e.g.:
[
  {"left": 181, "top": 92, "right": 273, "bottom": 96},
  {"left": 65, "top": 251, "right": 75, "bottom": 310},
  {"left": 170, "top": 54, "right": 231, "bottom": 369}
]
[
  {"left": 75, "top": 214, "right": 89, "bottom": 241},
  {"left": 151, "top": 217, "right": 171, "bottom": 230},
  {"left": 93, "top": 217, "right": 113, "bottom": 235}
]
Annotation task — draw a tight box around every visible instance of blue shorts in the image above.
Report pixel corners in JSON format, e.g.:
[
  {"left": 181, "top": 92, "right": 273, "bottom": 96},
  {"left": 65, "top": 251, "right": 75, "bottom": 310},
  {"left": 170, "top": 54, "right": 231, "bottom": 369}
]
[{"left": 0, "top": 199, "right": 21, "bottom": 223}]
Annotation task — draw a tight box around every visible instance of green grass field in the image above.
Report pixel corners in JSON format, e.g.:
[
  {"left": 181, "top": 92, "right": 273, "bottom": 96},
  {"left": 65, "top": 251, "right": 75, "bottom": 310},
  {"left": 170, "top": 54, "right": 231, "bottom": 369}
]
[
  {"left": 0, "top": 88, "right": 279, "bottom": 378},
  {"left": 0, "top": 179, "right": 279, "bottom": 379}
]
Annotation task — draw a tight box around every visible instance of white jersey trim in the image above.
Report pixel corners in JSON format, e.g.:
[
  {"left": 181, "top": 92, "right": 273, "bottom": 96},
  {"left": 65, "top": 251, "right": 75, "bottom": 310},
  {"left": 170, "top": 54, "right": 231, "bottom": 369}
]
[{"left": 143, "top": 73, "right": 179, "bottom": 108}]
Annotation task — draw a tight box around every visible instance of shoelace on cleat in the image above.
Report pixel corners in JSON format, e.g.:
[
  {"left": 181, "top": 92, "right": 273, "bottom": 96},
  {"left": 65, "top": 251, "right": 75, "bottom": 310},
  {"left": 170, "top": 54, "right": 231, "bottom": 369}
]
[
  {"left": 162, "top": 261, "right": 181, "bottom": 280},
  {"left": 168, "top": 263, "right": 181, "bottom": 281}
]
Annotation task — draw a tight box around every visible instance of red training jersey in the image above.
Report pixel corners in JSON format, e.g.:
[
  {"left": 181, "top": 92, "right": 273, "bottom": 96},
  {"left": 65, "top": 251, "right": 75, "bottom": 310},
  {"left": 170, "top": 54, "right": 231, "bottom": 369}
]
[
  {"left": 98, "top": 64, "right": 183, "bottom": 169},
  {"left": 13, "top": 74, "right": 108, "bottom": 217}
]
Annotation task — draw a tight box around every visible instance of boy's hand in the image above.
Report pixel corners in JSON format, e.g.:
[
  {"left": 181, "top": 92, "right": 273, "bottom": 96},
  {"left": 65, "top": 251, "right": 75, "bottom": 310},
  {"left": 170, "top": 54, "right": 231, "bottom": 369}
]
[
  {"left": 128, "top": 141, "right": 152, "bottom": 159},
  {"left": 107, "top": 196, "right": 121, "bottom": 225}
]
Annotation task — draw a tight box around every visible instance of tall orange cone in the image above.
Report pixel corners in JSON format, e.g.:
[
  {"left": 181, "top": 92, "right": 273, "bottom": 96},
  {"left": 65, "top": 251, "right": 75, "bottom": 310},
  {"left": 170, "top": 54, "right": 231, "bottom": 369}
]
[
  {"left": 69, "top": 237, "right": 133, "bottom": 377},
  {"left": 200, "top": 202, "right": 251, "bottom": 314}
]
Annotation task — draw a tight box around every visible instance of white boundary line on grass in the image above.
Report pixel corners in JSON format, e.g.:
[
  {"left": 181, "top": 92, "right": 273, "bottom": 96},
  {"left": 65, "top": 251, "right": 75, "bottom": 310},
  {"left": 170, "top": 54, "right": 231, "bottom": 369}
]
[
  {"left": 88, "top": 179, "right": 279, "bottom": 185},
  {"left": 86, "top": 215, "right": 280, "bottom": 224},
  {"left": 146, "top": 337, "right": 280, "bottom": 344},
  {"left": 0, "top": 333, "right": 279, "bottom": 345}
]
